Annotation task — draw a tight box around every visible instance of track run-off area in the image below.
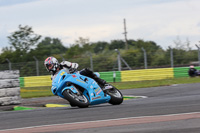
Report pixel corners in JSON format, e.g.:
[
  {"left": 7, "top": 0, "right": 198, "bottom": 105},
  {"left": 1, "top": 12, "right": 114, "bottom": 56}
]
[{"left": 1, "top": 83, "right": 200, "bottom": 133}]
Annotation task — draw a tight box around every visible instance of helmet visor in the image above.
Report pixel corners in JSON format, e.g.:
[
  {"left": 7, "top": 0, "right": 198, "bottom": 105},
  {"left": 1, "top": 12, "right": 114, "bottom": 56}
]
[{"left": 46, "top": 64, "right": 53, "bottom": 71}]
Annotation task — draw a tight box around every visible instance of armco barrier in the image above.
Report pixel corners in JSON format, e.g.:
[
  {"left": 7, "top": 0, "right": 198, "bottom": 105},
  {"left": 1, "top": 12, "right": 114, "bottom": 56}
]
[
  {"left": 20, "top": 72, "right": 120, "bottom": 88},
  {"left": 173, "top": 67, "right": 189, "bottom": 78},
  {"left": 121, "top": 68, "right": 174, "bottom": 82},
  {"left": 99, "top": 71, "right": 121, "bottom": 82},
  {"left": 173, "top": 66, "right": 200, "bottom": 78},
  {"left": 0, "top": 70, "right": 21, "bottom": 105},
  {"left": 22, "top": 75, "right": 51, "bottom": 87},
  {"left": 19, "top": 67, "right": 194, "bottom": 88}
]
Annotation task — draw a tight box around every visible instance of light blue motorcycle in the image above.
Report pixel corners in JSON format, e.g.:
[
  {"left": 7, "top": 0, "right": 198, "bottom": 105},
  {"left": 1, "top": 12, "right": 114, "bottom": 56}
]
[{"left": 51, "top": 69, "right": 123, "bottom": 108}]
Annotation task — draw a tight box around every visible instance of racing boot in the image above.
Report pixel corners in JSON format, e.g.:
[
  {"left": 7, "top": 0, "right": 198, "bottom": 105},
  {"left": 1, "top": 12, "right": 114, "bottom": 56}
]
[
  {"left": 80, "top": 68, "right": 112, "bottom": 91},
  {"left": 93, "top": 75, "right": 112, "bottom": 92}
]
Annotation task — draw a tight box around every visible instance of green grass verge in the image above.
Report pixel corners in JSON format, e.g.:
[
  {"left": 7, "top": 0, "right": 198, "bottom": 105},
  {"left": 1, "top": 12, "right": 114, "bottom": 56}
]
[
  {"left": 13, "top": 106, "right": 35, "bottom": 111},
  {"left": 21, "top": 77, "right": 200, "bottom": 98}
]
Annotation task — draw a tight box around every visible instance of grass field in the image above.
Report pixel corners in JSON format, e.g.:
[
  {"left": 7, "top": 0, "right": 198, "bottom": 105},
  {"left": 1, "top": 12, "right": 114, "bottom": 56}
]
[{"left": 20, "top": 77, "right": 200, "bottom": 98}]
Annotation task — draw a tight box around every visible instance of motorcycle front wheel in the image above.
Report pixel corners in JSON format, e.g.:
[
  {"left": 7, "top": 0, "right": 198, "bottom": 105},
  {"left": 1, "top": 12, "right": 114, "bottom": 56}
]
[
  {"left": 62, "top": 89, "right": 89, "bottom": 108},
  {"left": 106, "top": 85, "right": 123, "bottom": 105}
]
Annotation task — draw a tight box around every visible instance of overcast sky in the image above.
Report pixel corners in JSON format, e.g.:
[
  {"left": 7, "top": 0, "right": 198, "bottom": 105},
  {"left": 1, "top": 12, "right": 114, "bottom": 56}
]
[{"left": 0, "top": 0, "right": 200, "bottom": 51}]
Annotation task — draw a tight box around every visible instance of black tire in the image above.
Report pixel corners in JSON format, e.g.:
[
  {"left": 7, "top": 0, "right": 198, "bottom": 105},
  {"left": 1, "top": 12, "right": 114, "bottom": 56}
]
[
  {"left": 106, "top": 86, "right": 123, "bottom": 105},
  {"left": 62, "top": 89, "right": 89, "bottom": 108}
]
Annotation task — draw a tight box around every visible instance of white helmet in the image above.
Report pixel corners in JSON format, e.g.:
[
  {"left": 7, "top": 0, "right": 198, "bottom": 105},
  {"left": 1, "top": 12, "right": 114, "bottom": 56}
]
[{"left": 44, "top": 57, "right": 59, "bottom": 73}]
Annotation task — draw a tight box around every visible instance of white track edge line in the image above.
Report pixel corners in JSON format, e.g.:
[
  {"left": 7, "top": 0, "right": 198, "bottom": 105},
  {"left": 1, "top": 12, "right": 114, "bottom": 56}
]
[{"left": 1, "top": 111, "right": 200, "bottom": 131}]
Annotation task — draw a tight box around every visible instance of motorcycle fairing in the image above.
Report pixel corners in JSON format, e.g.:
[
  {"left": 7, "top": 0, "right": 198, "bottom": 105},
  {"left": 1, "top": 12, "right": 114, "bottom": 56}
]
[{"left": 52, "top": 69, "right": 111, "bottom": 105}]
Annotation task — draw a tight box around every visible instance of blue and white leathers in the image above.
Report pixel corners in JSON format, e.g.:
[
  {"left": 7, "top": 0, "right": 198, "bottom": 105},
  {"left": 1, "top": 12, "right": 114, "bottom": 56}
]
[{"left": 51, "top": 69, "right": 111, "bottom": 105}]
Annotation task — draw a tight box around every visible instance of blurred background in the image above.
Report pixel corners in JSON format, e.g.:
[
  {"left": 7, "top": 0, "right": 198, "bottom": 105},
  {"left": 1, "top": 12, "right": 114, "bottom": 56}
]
[{"left": 0, "top": 0, "right": 200, "bottom": 77}]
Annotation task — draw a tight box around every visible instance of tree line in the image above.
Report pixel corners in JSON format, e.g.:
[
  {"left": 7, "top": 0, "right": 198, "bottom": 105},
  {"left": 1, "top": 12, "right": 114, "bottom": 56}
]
[{"left": 0, "top": 25, "right": 198, "bottom": 76}]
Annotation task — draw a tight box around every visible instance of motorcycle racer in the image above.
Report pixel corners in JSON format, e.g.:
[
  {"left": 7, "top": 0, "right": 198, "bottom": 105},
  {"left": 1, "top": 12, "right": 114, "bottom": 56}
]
[
  {"left": 44, "top": 56, "right": 112, "bottom": 91},
  {"left": 188, "top": 65, "right": 198, "bottom": 77}
]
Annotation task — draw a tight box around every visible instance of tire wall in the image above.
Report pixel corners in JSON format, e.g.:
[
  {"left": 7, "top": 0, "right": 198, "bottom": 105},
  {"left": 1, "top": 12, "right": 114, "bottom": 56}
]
[{"left": 0, "top": 70, "right": 21, "bottom": 106}]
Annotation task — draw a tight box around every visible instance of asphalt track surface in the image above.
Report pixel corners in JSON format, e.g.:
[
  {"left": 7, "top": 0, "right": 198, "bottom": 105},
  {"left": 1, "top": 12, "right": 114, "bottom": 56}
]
[{"left": 1, "top": 83, "right": 200, "bottom": 133}]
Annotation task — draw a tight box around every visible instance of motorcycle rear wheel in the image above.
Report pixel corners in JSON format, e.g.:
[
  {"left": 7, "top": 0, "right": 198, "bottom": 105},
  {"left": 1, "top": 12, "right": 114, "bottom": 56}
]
[
  {"left": 62, "top": 89, "right": 89, "bottom": 108},
  {"left": 106, "top": 85, "right": 123, "bottom": 105}
]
